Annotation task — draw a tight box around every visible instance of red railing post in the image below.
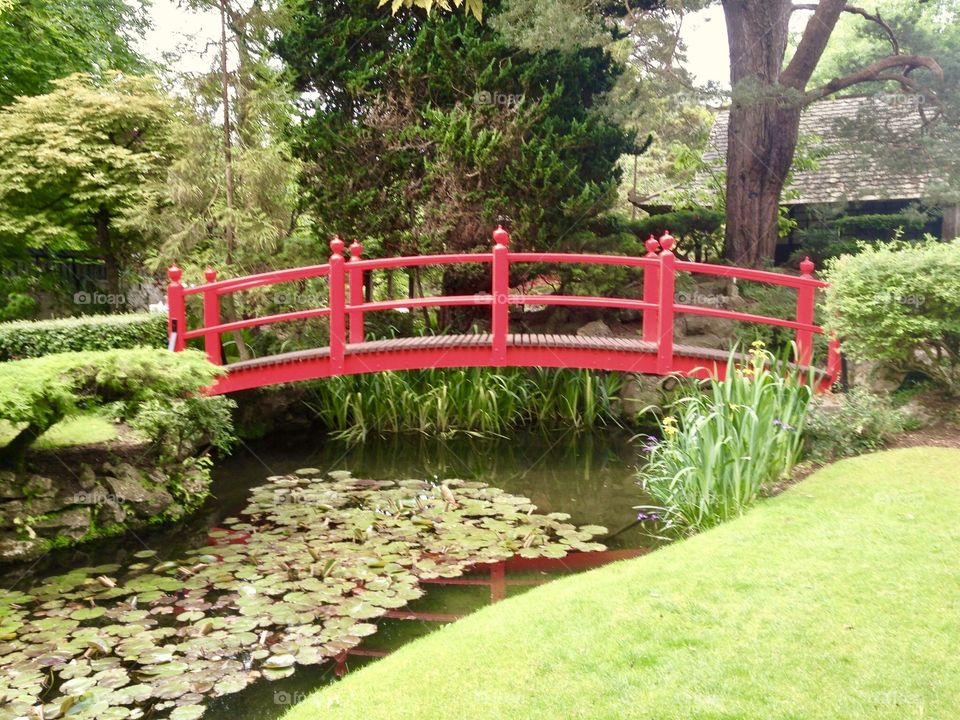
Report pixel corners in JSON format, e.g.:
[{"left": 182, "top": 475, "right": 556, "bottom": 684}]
[
  {"left": 202, "top": 267, "right": 222, "bottom": 365},
  {"left": 642, "top": 235, "right": 660, "bottom": 343},
  {"left": 166, "top": 265, "right": 186, "bottom": 352},
  {"left": 656, "top": 232, "right": 676, "bottom": 374},
  {"left": 329, "top": 236, "right": 346, "bottom": 372},
  {"left": 796, "top": 256, "right": 816, "bottom": 366},
  {"left": 491, "top": 225, "right": 510, "bottom": 364},
  {"left": 348, "top": 240, "right": 365, "bottom": 344}
]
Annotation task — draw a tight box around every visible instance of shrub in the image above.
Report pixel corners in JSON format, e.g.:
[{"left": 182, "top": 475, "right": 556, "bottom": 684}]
[
  {"left": 0, "top": 349, "right": 223, "bottom": 469},
  {"left": 0, "top": 313, "right": 167, "bottom": 360},
  {"left": 824, "top": 240, "right": 960, "bottom": 394},
  {"left": 636, "top": 343, "right": 813, "bottom": 535},
  {"left": 132, "top": 396, "right": 237, "bottom": 463},
  {"left": 804, "top": 388, "right": 909, "bottom": 464}
]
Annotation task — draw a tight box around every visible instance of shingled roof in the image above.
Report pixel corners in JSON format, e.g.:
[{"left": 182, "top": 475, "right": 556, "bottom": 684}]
[{"left": 701, "top": 95, "right": 936, "bottom": 206}]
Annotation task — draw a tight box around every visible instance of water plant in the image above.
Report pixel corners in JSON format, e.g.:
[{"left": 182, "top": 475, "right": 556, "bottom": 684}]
[
  {"left": 636, "top": 342, "right": 813, "bottom": 535},
  {"left": 0, "top": 470, "right": 605, "bottom": 718},
  {"left": 305, "top": 367, "right": 624, "bottom": 442}
]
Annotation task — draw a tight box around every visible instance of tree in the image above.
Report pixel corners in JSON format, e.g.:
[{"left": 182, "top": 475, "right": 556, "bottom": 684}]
[
  {"left": 0, "top": 0, "right": 148, "bottom": 106},
  {"left": 276, "top": 0, "right": 633, "bottom": 260},
  {"left": 390, "top": 0, "right": 945, "bottom": 265},
  {"left": 0, "top": 73, "right": 179, "bottom": 295}
]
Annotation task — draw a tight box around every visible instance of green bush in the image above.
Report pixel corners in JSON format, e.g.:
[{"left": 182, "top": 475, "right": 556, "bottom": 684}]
[
  {"left": 132, "top": 396, "right": 237, "bottom": 463},
  {"left": 0, "top": 349, "right": 223, "bottom": 468},
  {"left": 824, "top": 240, "right": 960, "bottom": 394},
  {"left": 636, "top": 343, "right": 813, "bottom": 535},
  {"left": 804, "top": 388, "right": 909, "bottom": 464},
  {"left": 0, "top": 313, "right": 167, "bottom": 360}
]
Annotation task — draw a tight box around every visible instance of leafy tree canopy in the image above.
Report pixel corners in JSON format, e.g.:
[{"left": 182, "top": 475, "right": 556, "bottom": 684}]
[
  {"left": 0, "top": 0, "right": 149, "bottom": 106},
  {"left": 0, "top": 72, "right": 180, "bottom": 293}
]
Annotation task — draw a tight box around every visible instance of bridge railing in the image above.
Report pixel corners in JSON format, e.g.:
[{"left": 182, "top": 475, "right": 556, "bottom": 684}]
[{"left": 167, "top": 226, "right": 841, "bottom": 379}]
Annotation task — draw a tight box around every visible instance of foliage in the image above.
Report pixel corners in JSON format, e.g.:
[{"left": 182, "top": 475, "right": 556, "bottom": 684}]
[
  {"left": 824, "top": 240, "right": 960, "bottom": 394},
  {"left": 0, "top": 349, "right": 222, "bottom": 468},
  {"left": 0, "top": 0, "right": 148, "bottom": 106},
  {"left": 0, "top": 468, "right": 606, "bottom": 717},
  {"left": 293, "top": 448, "right": 960, "bottom": 720},
  {"left": 791, "top": 210, "right": 931, "bottom": 265},
  {"left": 0, "top": 313, "right": 166, "bottom": 360},
  {"left": 0, "top": 72, "right": 180, "bottom": 294},
  {"left": 804, "top": 387, "right": 909, "bottom": 464},
  {"left": 305, "top": 367, "right": 624, "bottom": 441},
  {"left": 276, "top": 0, "right": 633, "bottom": 262},
  {"left": 636, "top": 343, "right": 812, "bottom": 534},
  {"left": 131, "top": 396, "right": 237, "bottom": 463},
  {"left": 630, "top": 209, "right": 725, "bottom": 262}
]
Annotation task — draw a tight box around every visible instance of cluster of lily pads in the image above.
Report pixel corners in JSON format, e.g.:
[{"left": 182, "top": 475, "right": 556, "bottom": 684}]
[{"left": 0, "top": 469, "right": 606, "bottom": 719}]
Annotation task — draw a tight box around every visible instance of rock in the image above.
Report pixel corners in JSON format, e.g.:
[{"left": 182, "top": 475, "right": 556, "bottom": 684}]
[
  {"left": 900, "top": 398, "right": 934, "bottom": 428},
  {"left": 0, "top": 500, "right": 24, "bottom": 526},
  {"left": 24, "top": 474, "right": 56, "bottom": 498},
  {"left": 78, "top": 464, "right": 98, "bottom": 491},
  {"left": 34, "top": 507, "right": 91, "bottom": 540},
  {"left": 97, "top": 498, "right": 127, "bottom": 526},
  {"left": 131, "top": 487, "right": 176, "bottom": 518},
  {"left": 103, "top": 464, "right": 154, "bottom": 504},
  {"left": 576, "top": 320, "right": 613, "bottom": 337},
  {"left": 0, "top": 472, "right": 20, "bottom": 500},
  {"left": 620, "top": 374, "right": 664, "bottom": 417},
  {"left": 0, "top": 534, "right": 43, "bottom": 562},
  {"left": 848, "top": 360, "right": 904, "bottom": 394}
]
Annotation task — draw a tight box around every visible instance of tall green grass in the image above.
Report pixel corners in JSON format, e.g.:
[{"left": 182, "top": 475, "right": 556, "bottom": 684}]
[
  {"left": 636, "top": 343, "right": 813, "bottom": 535},
  {"left": 305, "top": 367, "right": 624, "bottom": 442}
]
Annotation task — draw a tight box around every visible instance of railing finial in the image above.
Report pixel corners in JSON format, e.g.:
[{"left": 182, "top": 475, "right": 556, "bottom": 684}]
[
  {"left": 330, "top": 235, "right": 345, "bottom": 256},
  {"left": 167, "top": 265, "right": 183, "bottom": 283},
  {"left": 493, "top": 225, "right": 510, "bottom": 247},
  {"left": 659, "top": 230, "right": 675, "bottom": 253},
  {"left": 204, "top": 266, "right": 217, "bottom": 283},
  {"left": 800, "top": 256, "right": 815, "bottom": 277},
  {"left": 644, "top": 235, "right": 660, "bottom": 255},
  {"left": 349, "top": 239, "right": 362, "bottom": 259}
]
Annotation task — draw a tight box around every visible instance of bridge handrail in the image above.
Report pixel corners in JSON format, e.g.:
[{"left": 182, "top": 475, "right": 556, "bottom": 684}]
[{"left": 166, "top": 226, "right": 840, "bottom": 381}]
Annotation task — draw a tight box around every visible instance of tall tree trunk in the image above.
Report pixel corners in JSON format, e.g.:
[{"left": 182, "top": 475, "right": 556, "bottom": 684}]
[
  {"left": 220, "top": 0, "right": 250, "bottom": 360},
  {"left": 721, "top": 0, "right": 795, "bottom": 266},
  {"left": 93, "top": 206, "right": 121, "bottom": 297},
  {"left": 721, "top": 0, "right": 848, "bottom": 266}
]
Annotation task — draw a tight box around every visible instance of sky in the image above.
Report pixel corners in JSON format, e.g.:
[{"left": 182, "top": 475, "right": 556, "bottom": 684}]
[{"left": 138, "top": 1, "right": 734, "bottom": 87}]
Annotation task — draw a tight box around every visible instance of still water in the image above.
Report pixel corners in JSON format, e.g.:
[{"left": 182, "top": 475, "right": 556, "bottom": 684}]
[{"left": 1, "top": 430, "right": 654, "bottom": 720}]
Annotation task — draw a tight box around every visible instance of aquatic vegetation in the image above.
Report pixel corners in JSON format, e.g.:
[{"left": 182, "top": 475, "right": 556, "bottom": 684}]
[
  {"left": 0, "top": 470, "right": 605, "bottom": 718},
  {"left": 636, "top": 343, "right": 813, "bottom": 534},
  {"left": 305, "top": 367, "right": 625, "bottom": 442}
]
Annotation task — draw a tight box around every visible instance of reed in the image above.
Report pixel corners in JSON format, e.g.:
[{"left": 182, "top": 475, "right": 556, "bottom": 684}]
[
  {"left": 636, "top": 342, "right": 813, "bottom": 535},
  {"left": 304, "top": 367, "right": 624, "bottom": 442}
]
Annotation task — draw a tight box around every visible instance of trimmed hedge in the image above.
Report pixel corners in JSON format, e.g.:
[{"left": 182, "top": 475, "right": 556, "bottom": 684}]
[{"left": 0, "top": 313, "right": 166, "bottom": 360}]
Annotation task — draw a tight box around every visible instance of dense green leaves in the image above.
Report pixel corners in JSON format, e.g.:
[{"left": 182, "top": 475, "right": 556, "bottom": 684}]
[
  {"left": 824, "top": 240, "right": 960, "bottom": 393},
  {"left": 0, "top": 0, "right": 148, "bottom": 106},
  {"left": 0, "top": 73, "right": 179, "bottom": 293},
  {"left": 0, "top": 313, "right": 166, "bottom": 360}
]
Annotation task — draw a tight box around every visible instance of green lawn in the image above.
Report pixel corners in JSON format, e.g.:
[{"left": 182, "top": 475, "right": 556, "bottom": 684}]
[
  {"left": 0, "top": 414, "right": 118, "bottom": 449},
  {"left": 286, "top": 447, "right": 960, "bottom": 720}
]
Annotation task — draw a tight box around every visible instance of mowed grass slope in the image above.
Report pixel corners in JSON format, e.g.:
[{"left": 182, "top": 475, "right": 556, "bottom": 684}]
[{"left": 286, "top": 448, "right": 960, "bottom": 720}]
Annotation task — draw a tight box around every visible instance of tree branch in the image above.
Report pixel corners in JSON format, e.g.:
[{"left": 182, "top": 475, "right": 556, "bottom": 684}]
[
  {"left": 781, "top": 0, "right": 847, "bottom": 89},
  {"left": 793, "top": 3, "right": 900, "bottom": 55},
  {"left": 804, "top": 54, "right": 944, "bottom": 104}
]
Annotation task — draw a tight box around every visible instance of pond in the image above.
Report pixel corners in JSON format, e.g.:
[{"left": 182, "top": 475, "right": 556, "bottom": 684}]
[{"left": 0, "top": 430, "right": 657, "bottom": 720}]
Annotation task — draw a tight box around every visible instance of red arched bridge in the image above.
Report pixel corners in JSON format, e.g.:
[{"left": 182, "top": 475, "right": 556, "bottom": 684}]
[{"left": 166, "top": 227, "right": 841, "bottom": 395}]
